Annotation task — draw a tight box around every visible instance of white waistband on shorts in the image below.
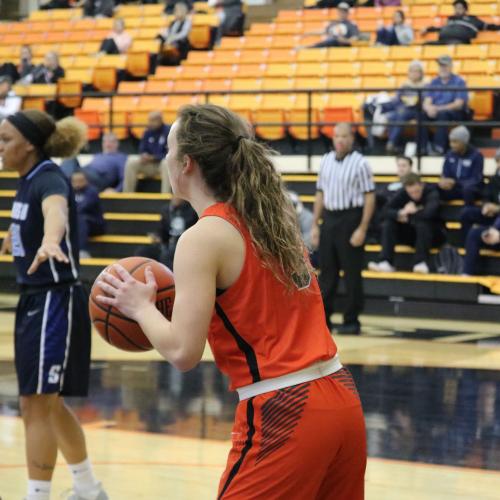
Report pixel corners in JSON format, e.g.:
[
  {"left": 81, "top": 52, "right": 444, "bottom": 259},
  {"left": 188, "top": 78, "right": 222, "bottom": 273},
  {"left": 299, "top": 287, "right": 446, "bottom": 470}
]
[{"left": 236, "top": 354, "right": 343, "bottom": 401}]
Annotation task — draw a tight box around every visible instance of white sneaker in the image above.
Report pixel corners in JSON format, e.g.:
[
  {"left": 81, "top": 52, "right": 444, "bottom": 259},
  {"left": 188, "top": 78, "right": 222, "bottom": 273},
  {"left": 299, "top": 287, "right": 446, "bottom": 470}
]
[
  {"left": 368, "top": 260, "right": 395, "bottom": 273},
  {"left": 413, "top": 261, "right": 430, "bottom": 274},
  {"left": 64, "top": 484, "right": 109, "bottom": 500}
]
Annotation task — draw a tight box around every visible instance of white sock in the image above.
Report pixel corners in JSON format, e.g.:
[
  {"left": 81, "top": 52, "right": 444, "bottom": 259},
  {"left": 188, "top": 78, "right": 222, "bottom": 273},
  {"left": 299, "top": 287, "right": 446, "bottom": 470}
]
[
  {"left": 27, "top": 479, "right": 51, "bottom": 500},
  {"left": 69, "top": 458, "right": 101, "bottom": 499}
]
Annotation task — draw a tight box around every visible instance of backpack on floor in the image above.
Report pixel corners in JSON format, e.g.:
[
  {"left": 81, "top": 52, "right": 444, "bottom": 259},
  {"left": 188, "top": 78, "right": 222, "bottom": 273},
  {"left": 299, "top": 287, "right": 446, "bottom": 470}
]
[{"left": 434, "top": 245, "right": 463, "bottom": 275}]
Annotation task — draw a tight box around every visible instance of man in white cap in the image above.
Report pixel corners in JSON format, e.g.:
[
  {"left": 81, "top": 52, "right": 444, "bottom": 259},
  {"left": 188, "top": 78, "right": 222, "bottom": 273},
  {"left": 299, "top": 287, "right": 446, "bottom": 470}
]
[
  {"left": 422, "top": 55, "right": 468, "bottom": 154},
  {"left": 438, "top": 125, "right": 484, "bottom": 205},
  {"left": 311, "top": 3, "right": 360, "bottom": 47}
]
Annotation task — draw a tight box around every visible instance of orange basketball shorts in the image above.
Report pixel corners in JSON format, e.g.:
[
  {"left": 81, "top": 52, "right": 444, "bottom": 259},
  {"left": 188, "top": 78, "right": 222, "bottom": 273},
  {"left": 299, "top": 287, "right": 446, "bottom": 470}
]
[{"left": 218, "top": 367, "right": 367, "bottom": 499}]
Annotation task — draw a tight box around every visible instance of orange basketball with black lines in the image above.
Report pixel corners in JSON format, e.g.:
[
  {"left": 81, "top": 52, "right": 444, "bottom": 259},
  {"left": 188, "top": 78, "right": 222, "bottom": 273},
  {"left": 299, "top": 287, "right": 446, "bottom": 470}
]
[{"left": 89, "top": 257, "right": 175, "bottom": 352}]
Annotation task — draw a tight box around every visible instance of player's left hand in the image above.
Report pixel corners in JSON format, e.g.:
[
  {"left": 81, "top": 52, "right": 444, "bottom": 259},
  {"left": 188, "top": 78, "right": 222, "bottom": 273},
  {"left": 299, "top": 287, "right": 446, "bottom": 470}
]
[
  {"left": 27, "top": 242, "right": 69, "bottom": 275},
  {"left": 96, "top": 264, "right": 157, "bottom": 321},
  {"left": 350, "top": 227, "right": 366, "bottom": 247}
]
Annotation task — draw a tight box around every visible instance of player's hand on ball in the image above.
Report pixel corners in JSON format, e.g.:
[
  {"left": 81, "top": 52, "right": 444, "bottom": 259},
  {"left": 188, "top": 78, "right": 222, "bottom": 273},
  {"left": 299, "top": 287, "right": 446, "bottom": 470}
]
[
  {"left": 27, "top": 242, "right": 69, "bottom": 274},
  {"left": 96, "top": 264, "right": 158, "bottom": 321}
]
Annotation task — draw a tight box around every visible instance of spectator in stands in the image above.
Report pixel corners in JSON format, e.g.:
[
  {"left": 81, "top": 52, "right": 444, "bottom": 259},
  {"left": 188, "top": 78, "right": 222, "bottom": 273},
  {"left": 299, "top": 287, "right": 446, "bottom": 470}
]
[
  {"left": 384, "top": 60, "right": 426, "bottom": 154},
  {"left": 381, "top": 155, "right": 414, "bottom": 202},
  {"left": 462, "top": 151, "right": 500, "bottom": 274},
  {"left": 312, "top": 123, "right": 375, "bottom": 334},
  {"left": 17, "top": 46, "right": 35, "bottom": 84},
  {"left": 310, "top": 3, "right": 360, "bottom": 48},
  {"left": 288, "top": 191, "right": 314, "bottom": 249},
  {"left": 99, "top": 18, "right": 133, "bottom": 55},
  {"left": 123, "top": 111, "right": 171, "bottom": 193},
  {"left": 83, "top": 0, "right": 114, "bottom": 18},
  {"left": 135, "top": 197, "right": 197, "bottom": 268},
  {"left": 31, "top": 51, "right": 65, "bottom": 84},
  {"left": 438, "top": 126, "right": 483, "bottom": 206},
  {"left": 210, "top": 0, "right": 245, "bottom": 41},
  {"left": 369, "top": 155, "right": 414, "bottom": 242},
  {"left": 460, "top": 148, "right": 500, "bottom": 240},
  {"left": 421, "top": 55, "right": 468, "bottom": 155},
  {"left": 61, "top": 133, "right": 127, "bottom": 192},
  {"left": 422, "top": 0, "right": 500, "bottom": 45},
  {"left": 71, "top": 169, "right": 106, "bottom": 259},
  {"left": 0, "top": 76, "right": 21, "bottom": 120},
  {"left": 376, "top": 10, "right": 413, "bottom": 46},
  {"left": 368, "top": 173, "right": 443, "bottom": 274},
  {"left": 164, "top": 0, "right": 193, "bottom": 15},
  {"left": 157, "top": 2, "right": 192, "bottom": 65},
  {"left": 40, "top": 0, "right": 70, "bottom": 9}
]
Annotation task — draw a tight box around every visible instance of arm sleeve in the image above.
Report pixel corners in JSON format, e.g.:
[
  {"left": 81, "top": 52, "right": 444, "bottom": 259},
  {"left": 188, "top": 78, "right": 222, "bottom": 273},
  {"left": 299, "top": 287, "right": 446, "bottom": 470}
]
[
  {"left": 358, "top": 158, "right": 375, "bottom": 193},
  {"left": 493, "top": 215, "right": 500, "bottom": 230},
  {"left": 442, "top": 156, "right": 452, "bottom": 178},
  {"left": 170, "top": 19, "right": 192, "bottom": 43},
  {"left": 462, "top": 153, "right": 484, "bottom": 188},
  {"left": 32, "top": 172, "right": 70, "bottom": 203},
  {"left": 139, "top": 133, "right": 149, "bottom": 154},
  {"left": 316, "top": 155, "right": 327, "bottom": 191},
  {"left": 417, "top": 188, "right": 440, "bottom": 220},
  {"left": 384, "top": 190, "right": 405, "bottom": 220},
  {"left": 456, "top": 78, "right": 468, "bottom": 103}
]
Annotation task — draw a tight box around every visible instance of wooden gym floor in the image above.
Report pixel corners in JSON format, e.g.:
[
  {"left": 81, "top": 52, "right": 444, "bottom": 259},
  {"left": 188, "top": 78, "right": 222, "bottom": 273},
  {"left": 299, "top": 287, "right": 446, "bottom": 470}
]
[{"left": 1, "top": 295, "right": 500, "bottom": 499}]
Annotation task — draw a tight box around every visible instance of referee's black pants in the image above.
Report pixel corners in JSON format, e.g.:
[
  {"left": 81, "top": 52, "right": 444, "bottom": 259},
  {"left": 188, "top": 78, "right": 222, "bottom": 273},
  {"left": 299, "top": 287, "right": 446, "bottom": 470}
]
[{"left": 319, "top": 208, "right": 364, "bottom": 328}]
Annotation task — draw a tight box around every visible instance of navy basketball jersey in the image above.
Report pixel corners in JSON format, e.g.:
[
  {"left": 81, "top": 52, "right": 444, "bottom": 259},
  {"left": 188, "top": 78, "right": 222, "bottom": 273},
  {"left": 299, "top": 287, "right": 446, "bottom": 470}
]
[{"left": 11, "top": 159, "right": 80, "bottom": 286}]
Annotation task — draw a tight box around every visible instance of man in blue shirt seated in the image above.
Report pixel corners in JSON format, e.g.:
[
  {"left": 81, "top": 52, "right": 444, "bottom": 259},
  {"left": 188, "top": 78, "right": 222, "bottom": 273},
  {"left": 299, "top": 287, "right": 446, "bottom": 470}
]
[
  {"left": 463, "top": 214, "right": 500, "bottom": 275},
  {"left": 71, "top": 170, "right": 106, "bottom": 259},
  {"left": 438, "top": 125, "right": 484, "bottom": 206},
  {"left": 60, "top": 132, "right": 127, "bottom": 192},
  {"left": 421, "top": 55, "right": 468, "bottom": 155},
  {"left": 123, "top": 111, "right": 171, "bottom": 193}
]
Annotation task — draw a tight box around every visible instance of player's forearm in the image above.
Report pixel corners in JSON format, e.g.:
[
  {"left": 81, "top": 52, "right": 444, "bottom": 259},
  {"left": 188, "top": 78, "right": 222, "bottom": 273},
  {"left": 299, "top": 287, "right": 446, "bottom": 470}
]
[
  {"left": 313, "top": 191, "right": 324, "bottom": 226},
  {"left": 135, "top": 304, "right": 194, "bottom": 370},
  {"left": 359, "top": 192, "right": 376, "bottom": 230},
  {"left": 42, "top": 205, "right": 68, "bottom": 245}
]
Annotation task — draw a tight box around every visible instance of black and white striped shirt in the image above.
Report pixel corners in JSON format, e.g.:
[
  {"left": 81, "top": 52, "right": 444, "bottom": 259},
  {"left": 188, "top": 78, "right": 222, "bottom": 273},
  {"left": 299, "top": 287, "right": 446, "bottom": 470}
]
[{"left": 316, "top": 150, "right": 375, "bottom": 211}]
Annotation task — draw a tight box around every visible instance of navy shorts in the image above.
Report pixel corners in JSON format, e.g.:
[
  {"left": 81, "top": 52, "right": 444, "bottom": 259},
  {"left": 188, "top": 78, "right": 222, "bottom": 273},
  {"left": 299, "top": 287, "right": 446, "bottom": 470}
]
[{"left": 15, "top": 283, "right": 91, "bottom": 397}]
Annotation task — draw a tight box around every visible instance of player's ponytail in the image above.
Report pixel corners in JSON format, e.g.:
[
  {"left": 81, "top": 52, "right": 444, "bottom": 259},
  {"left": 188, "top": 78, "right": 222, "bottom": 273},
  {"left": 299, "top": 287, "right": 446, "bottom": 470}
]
[
  {"left": 176, "top": 104, "right": 311, "bottom": 289},
  {"left": 7, "top": 110, "right": 87, "bottom": 159}
]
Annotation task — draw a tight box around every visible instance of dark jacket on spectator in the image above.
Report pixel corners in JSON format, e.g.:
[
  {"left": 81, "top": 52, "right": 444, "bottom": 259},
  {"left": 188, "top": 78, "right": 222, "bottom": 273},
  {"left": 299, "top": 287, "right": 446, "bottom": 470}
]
[
  {"left": 442, "top": 146, "right": 484, "bottom": 189},
  {"left": 384, "top": 185, "right": 441, "bottom": 222},
  {"left": 83, "top": 0, "right": 115, "bottom": 18},
  {"left": 427, "top": 15, "right": 499, "bottom": 43},
  {"left": 75, "top": 185, "right": 105, "bottom": 227},
  {"left": 139, "top": 124, "right": 170, "bottom": 161},
  {"left": 32, "top": 65, "right": 65, "bottom": 84}
]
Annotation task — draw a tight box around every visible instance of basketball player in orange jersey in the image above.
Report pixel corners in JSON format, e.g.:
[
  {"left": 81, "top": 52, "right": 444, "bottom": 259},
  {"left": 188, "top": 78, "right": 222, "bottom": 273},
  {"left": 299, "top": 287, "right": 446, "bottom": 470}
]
[{"left": 97, "top": 104, "right": 367, "bottom": 499}]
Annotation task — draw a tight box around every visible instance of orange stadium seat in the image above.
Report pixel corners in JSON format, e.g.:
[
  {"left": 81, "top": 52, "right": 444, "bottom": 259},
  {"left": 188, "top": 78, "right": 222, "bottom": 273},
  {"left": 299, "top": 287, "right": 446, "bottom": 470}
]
[
  {"left": 357, "top": 47, "right": 390, "bottom": 62},
  {"left": 57, "top": 80, "right": 82, "bottom": 109},
  {"left": 126, "top": 52, "right": 150, "bottom": 77},
  {"left": 96, "top": 55, "right": 127, "bottom": 69},
  {"left": 261, "top": 78, "right": 294, "bottom": 91},
  {"left": 454, "top": 44, "right": 488, "bottom": 60},
  {"left": 327, "top": 62, "right": 360, "bottom": 77},
  {"left": 234, "top": 64, "right": 266, "bottom": 78},
  {"left": 293, "top": 77, "right": 328, "bottom": 90},
  {"left": 202, "top": 79, "right": 232, "bottom": 92},
  {"left": 422, "top": 45, "right": 455, "bottom": 60},
  {"left": 287, "top": 108, "right": 321, "bottom": 140},
  {"left": 295, "top": 62, "right": 328, "bottom": 77},
  {"left": 264, "top": 62, "right": 295, "bottom": 77},
  {"left": 117, "top": 81, "right": 146, "bottom": 95},
  {"left": 172, "top": 79, "right": 203, "bottom": 93},
  {"left": 92, "top": 68, "right": 117, "bottom": 92},
  {"left": 144, "top": 80, "right": 174, "bottom": 94},
  {"left": 296, "top": 48, "right": 328, "bottom": 63},
  {"left": 232, "top": 78, "right": 262, "bottom": 91},
  {"left": 239, "top": 49, "right": 268, "bottom": 65},
  {"left": 189, "top": 25, "right": 212, "bottom": 50},
  {"left": 207, "top": 94, "right": 230, "bottom": 107},
  {"left": 389, "top": 45, "right": 422, "bottom": 61},
  {"left": 185, "top": 50, "right": 213, "bottom": 66},
  {"left": 212, "top": 50, "right": 240, "bottom": 65},
  {"left": 321, "top": 107, "right": 354, "bottom": 138},
  {"left": 253, "top": 109, "right": 287, "bottom": 141},
  {"left": 130, "top": 40, "right": 161, "bottom": 53},
  {"left": 327, "top": 47, "right": 358, "bottom": 62},
  {"left": 137, "top": 95, "right": 168, "bottom": 111},
  {"left": 327, "top": 77, "right": 362, "bottom": 89},
  {"left": 129, "top": 111, "right": 149, "bottom": 138},
  {"left": 360, "top": 62, "right": 393, "bottom": 76},
  {"left": 267, "top": 49, "right": 297, "bottom": 63}
]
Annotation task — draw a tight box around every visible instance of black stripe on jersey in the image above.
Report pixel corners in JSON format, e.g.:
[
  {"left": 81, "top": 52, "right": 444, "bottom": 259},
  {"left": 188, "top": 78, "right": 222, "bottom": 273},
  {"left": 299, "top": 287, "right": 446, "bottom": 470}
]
[
  {"left": 215, "top": 303, "right": 261, "bottom": 383},
  {"left": 218, "top": 398, "right": 255, "bottom": 499},
  {"left": 256, "top": 383, "right": 310, "bottom": 464}
]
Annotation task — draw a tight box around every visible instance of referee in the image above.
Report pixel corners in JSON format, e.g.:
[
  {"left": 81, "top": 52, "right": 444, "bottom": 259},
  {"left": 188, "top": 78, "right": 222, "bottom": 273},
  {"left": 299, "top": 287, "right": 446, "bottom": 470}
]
[{"left": 312, "top": 123, "right": 375, "bottom": 335}]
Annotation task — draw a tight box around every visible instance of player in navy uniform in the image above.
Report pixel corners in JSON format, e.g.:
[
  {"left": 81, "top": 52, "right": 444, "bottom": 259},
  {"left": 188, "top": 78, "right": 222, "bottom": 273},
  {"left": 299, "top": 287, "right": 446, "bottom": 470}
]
[{"left": 0, "top": 110, "right": 108, "bottom": 500}]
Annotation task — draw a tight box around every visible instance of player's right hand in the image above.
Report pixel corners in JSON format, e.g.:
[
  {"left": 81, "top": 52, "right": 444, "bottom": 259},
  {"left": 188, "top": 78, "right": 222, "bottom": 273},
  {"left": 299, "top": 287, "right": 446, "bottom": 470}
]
[
  {"left": 0, "top": 235, "right": 11, "bottom": 255},
  {"left": 27, "top": 242, "right": 69, "bottom": 275}
]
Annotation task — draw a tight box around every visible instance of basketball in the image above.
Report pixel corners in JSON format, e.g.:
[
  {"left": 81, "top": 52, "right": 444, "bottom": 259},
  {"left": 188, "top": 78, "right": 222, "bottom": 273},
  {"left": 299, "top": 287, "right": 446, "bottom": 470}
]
[{"left": 89, "top": 257, "right": 175, "bottom": 352}]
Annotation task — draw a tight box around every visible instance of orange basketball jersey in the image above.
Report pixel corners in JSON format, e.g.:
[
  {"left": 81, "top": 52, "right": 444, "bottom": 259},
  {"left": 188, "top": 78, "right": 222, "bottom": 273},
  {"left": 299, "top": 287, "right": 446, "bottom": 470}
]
[{"left": 202, "top": 202, "right": 337, "bottom": 391}]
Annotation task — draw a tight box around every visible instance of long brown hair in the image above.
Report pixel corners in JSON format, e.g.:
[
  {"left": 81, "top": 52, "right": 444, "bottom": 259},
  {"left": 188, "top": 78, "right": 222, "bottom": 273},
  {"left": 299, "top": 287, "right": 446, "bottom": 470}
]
[{"left": 176, "top": 104, "right": 310, "bottom": 288}]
